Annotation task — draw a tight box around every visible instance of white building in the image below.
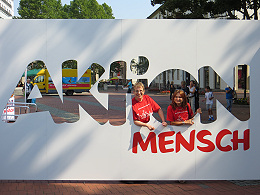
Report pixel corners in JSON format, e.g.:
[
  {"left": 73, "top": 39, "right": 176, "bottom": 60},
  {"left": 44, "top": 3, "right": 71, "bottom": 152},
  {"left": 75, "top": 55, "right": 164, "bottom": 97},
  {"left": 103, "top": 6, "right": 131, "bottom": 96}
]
[{"left": 0, "top": 0, "right": 13, "bottom": 19}]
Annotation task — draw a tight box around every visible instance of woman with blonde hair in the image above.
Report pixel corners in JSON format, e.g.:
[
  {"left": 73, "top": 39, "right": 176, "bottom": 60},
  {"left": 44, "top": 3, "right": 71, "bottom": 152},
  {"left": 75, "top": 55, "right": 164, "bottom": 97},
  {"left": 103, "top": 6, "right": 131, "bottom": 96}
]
[{"left": 167, "top": 90, "right": 201, "bottom": 126}]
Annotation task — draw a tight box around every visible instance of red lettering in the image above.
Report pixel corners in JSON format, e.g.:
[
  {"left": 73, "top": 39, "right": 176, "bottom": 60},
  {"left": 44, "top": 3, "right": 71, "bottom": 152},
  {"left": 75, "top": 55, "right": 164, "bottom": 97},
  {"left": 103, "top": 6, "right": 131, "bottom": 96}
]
[
  {"left": 216, "top": 129, "right": 232, "bottom": 152},
  {"left": 158, "top": 131, "right": 175, "bottom": 153},
  {"left": 176, "top": 130, "right": 195, "bottom": 153},
  {"left": 197, "top": 130, "right": 215, "bottom": 152},
  {"left": 132, "top": 132, "right": 157, "bottom": 153},
  {"left": 132, "top": 129, "right": 250, "bottom": 153},
  {"left": 231, "top": 129, "right": 250, "bottom": 151}
]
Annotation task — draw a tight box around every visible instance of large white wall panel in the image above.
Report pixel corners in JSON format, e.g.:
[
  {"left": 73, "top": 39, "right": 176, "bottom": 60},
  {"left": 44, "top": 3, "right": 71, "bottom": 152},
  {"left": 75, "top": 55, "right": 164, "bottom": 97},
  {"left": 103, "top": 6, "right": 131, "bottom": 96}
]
[{"left": 0, "top": 19, "right": 259, "bottom": 180}]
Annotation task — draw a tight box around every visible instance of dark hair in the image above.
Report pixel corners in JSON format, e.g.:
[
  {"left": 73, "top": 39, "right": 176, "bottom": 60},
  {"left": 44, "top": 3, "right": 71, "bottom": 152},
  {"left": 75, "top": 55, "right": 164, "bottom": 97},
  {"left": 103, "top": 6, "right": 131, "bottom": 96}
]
[
  {"left": 170, "top": 90, "right": 188, "bottom": 109},
  {"left": 206, "top": 86, "right": 210, "bottom": 90}
]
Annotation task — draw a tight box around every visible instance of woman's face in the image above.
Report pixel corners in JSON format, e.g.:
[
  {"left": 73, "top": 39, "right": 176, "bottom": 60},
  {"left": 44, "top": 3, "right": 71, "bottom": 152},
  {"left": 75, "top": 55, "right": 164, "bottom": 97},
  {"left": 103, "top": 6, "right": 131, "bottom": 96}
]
[
  {"left": 174, "top": 93, "right": 183, "bottom": 106},
  {"left": 134, "top": 86, "right": 145, "bottom": 101}
]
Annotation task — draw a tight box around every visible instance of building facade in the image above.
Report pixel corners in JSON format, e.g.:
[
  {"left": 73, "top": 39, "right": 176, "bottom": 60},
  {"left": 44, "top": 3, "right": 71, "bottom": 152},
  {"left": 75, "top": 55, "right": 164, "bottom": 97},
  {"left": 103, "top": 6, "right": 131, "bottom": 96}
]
[{"left": 0, "top": 0, "right": 13, "bottom": 19}]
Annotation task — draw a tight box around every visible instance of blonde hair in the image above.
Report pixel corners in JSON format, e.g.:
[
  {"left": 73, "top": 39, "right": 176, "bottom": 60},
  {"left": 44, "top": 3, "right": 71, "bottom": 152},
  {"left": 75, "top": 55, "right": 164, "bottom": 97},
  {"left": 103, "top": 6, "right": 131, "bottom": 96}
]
[{"left": 133, "top": 82, "right": 145, "bottom": 91}]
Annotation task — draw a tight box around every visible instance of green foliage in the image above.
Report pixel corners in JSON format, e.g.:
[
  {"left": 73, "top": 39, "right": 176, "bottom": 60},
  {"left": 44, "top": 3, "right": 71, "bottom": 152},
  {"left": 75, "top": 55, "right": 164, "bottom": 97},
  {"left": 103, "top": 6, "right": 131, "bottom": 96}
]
[
  {"left": 62, "top": 60, "right": 77, "bottom": 69},
  {"left": 130, "top": 57, "right": 149, "bottom": 75},
  {"left": 151, "top": 0, "right": 214, "bottom": 19},
  {"left": 27, "top": 60, "right": 45, "bottom": 70},
  {"left": 151, "top": 0, "right": 260, "bottom": 20},
  {"left": 234, "top": 97, "right": 249, "bottom": 105},
  {"left": 18, "top": 0, "right": 115, "bottom": 19},
  {"left": 110, "top": 62, "right": 121, "bottom": 73},
  {"left": 213, "top": 0, "right": 260, "bottom": 20},
  {"left": 18, "top": 0, "right": 64, "bottom": 19},
  {"left": 91, "top": 63, "right": 105, "bottom": 83},
  {"left": 102, "top": 3, "right": 114, "bottom": 19},
  {"left": 69, "top": 0, "right": 114, "bottom": 19}
]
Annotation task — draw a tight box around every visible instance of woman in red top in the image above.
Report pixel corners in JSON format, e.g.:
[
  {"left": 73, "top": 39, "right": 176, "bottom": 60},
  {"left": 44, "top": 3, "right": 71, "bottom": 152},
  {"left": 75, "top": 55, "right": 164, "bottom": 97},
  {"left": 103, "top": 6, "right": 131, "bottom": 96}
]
[
  {"left": 132, "top": 82, "right": 167, "bottom": 130},
  {"left": 167, "top": 90, "right": 201, "bottom": 126}
]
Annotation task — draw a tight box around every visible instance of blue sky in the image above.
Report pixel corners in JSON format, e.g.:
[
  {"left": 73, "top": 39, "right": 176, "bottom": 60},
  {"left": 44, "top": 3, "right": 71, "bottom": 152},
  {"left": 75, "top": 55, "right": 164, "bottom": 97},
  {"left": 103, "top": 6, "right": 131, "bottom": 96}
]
[{"left": 14, "top": 0, "right": 160, "bottom": 19}]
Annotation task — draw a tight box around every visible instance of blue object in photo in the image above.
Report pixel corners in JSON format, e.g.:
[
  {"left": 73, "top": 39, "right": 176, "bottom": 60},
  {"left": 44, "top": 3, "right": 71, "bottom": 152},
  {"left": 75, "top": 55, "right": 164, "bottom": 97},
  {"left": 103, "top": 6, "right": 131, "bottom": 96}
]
[
  {"left": 78, "top": 77, "right": 90, "bottom": 83},
  {"left": 62, "top": 77, "right": 77, "bottom": 84}
]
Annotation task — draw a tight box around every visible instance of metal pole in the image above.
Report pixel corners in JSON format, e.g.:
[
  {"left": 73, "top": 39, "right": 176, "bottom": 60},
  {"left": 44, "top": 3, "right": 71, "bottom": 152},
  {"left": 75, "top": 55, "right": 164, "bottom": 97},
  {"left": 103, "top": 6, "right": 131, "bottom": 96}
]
[
  {"left": 242, "top": 65, "right": 247, "bottom": 98},
  {"left": 24, "top": 67, "right": 27, "bottom": 103}
]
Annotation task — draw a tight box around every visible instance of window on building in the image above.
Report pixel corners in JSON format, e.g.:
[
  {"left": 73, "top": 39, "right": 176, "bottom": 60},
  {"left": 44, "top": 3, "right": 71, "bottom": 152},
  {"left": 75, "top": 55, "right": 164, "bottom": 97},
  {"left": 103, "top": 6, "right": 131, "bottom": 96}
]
[
  {"left": 215, "top": 72, "right": 220, "bottom": 89},
  {"left": 204, "top": 66, "right": 209, "bottom": 88}
]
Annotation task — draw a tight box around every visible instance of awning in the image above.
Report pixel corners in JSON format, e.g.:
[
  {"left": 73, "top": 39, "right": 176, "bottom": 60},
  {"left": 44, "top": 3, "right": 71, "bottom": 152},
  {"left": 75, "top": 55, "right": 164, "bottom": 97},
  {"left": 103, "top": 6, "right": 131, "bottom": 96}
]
[
  {"left": 22, "top": 69, "right": 42, "bottom": 77},
  {"left": 110, "top": 77, "right": 119, "bottom": 80}
]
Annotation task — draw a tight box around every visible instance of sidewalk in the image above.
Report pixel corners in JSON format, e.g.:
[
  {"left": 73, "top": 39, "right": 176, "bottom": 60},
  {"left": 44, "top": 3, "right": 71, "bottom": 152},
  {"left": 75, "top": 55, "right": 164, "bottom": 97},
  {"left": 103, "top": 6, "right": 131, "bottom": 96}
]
[
  {"left": 0, "top": 180, "right": 259, "bottom": 194},
  {"left": 13, "top": 88, "right": 250, "bottom": 124}
]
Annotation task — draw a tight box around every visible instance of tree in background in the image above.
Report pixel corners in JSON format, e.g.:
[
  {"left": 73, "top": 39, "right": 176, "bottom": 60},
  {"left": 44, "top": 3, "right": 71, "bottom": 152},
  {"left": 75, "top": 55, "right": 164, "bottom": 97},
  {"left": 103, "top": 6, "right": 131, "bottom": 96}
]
[
  {"left": 62, "top": 60, "right": 77, "bottom": 69},
  {"left": 18, "top": 0, "right": 114, "bottom": 19},
  {"left": 151, "top": 0, "right": 214, "bottom": 19},
  {"left": 110, "top": 62, "right": 122, "bottom": 78},
  {"left": 69, "top": 0, "right": 114, "bottom": 19},
  {"left": 102, "top": 3, "right": 114, "bottom": 19},
  {"left": 213, "top": 0, "right": 259, "bottom": 20},
  {"left": 91, "top": 63, "right": 105, "bottom": 84},
  {"left": 18, "top": 0, "right": 64, "bottom": 19},
  {"left": 151, "top": 0, "right": 259, "bottom": 20}
]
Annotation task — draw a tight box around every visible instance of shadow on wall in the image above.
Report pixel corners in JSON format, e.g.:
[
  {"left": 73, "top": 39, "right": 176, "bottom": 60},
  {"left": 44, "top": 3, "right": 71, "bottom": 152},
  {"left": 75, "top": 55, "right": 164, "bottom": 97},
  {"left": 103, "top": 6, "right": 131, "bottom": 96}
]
[{"left": 0, "top": 20, "right": 257, "bottom": 180}]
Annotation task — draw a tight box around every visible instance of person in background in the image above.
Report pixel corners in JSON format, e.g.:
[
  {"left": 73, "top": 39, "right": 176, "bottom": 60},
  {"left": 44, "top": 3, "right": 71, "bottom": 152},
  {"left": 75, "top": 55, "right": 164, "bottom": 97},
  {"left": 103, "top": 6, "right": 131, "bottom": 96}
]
[
  {"left": 202, "top": 86, "right": 214, "bottom": 121},
  {"left": 194, "top": 81, "right": 200, "bottom": 111},
  {"left": 132, "top": 82, "right": 167, "bottom": 130},
  {"left": 180, "top": 81, "right": 189, "bottom": 96},
  {"left": 225, "top": 86, "right": 233, "bottom": 112},
  {"left": 167, "top": 90, "right": 201, "bottom": 126},
  {"left": 167, "top": 80, "right": 170, "bottom": 91},
  {"left": 169, "top": 81, "right": 175, "bottom": 100},
  {"left": 23, "top": 79, "right": 33, "bottom": 103},
  {"left": 188, "top": 80, "right": 196, "bottom": 112},
  {"left": 115, "top": 80, "right": 119, "bottom": 91},
  {"left": 127, "top": 79, "right": 132, "bottom": 93}
]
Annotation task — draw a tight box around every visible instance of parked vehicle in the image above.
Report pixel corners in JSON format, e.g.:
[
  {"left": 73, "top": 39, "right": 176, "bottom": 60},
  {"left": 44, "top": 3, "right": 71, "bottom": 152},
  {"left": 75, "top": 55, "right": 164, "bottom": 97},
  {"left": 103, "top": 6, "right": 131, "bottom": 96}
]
[{"left": 33, "top": 68, "right": 91, "bottom": 95}]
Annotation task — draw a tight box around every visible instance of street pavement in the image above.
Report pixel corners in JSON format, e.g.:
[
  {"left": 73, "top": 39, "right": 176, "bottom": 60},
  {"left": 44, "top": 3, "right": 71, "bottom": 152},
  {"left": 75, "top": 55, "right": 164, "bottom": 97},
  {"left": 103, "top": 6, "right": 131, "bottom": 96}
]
[
  {"left": 2, "top": 88, "right": 257, "bottom": 195},
  {"left": 0, "top": 180, "right": 259, "bottom": 194},
  {"left": 14, "top": 87, "right": 250, "bottom": 124}
]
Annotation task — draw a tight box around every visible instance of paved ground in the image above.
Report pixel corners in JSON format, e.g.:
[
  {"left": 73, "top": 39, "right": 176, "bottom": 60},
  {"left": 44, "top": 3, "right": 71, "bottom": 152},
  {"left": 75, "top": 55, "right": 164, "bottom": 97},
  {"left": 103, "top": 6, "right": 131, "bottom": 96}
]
[
  {"left": 0, "top": 180, "right": 259, "bottom": 195},
  {"left": 1, "top": 88, "right": 257, "bottom": 195},
  {"left": 13, "top": 87, "right": 250, "bottom": 124}
]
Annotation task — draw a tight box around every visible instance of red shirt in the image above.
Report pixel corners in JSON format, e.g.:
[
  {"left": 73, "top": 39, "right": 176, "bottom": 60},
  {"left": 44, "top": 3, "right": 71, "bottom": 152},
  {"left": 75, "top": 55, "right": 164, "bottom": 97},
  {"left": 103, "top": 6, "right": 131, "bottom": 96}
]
[
  {"left": 166, "top": 103, "right": 193, "bottom": 122},
  {"left": 132, "top": 95, "right": 161, "bottom": 123}
]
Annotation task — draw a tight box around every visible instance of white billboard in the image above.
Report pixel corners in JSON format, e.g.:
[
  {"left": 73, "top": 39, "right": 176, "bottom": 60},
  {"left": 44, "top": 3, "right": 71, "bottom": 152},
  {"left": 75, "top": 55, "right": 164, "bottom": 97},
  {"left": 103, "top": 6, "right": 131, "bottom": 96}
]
[{"left": 0, "top": 19, "right": 259, "bottom": 180}]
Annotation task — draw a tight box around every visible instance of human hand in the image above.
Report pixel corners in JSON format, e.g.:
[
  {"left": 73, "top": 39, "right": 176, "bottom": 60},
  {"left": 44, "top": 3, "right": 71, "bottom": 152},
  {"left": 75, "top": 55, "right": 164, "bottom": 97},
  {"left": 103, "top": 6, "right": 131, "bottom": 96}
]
[
  {"left": 162, "top": 121, "right": 167, "bottom": 127},
  {"left": 196, "top": 108, "right": 202, "bottom": 114},
  {"left": 146, "top": 124, "right": 155, "bottom": 130},
  {"left": 184, "top": 119, "right": 194, "bottom": 125}
]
